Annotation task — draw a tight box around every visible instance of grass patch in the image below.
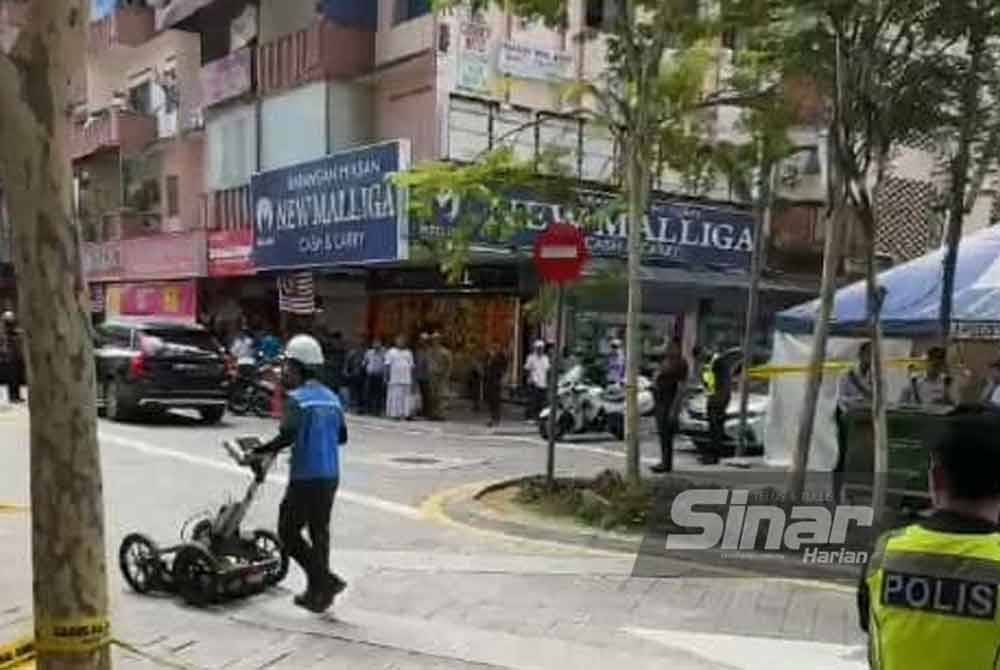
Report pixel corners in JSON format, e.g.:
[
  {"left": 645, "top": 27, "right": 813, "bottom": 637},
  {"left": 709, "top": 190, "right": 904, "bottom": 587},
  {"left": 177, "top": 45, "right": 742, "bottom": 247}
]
[{"left": 513, "top": 469, "right": 719, "bottom": 533}]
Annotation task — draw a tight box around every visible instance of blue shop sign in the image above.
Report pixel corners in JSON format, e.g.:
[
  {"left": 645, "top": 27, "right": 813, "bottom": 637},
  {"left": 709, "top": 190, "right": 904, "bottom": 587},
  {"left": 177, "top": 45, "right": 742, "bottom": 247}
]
[
  {"left": 252, "top": 140, "right": 410, "bottom": 271},
  {"left": 423, "top": 189, "right": 754, "bottom": 270}
]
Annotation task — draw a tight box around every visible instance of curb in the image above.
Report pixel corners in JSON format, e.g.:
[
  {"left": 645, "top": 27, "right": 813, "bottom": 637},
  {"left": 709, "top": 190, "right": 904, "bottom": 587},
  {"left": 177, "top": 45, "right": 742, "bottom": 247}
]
[{"left": 422, "top": 477, "right": 858, "bottom": 595}]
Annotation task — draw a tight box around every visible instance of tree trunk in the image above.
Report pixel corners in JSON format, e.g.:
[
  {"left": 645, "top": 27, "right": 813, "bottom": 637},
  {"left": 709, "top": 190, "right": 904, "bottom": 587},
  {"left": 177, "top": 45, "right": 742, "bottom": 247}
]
[
  {"left": 864, "top": 229, "right": 890, "bottom": 524},
  {"left": 939, "top": 25, "right": 985, "bottom": 343},
  {"left": 624, "top": 143, "right": 647, "bottom": 485},
  {"left": 787, "top": 203, "right": 843, "bottom": 500},
  {"left": 0, "top": 2, "right": 111, "bottom": 670}
]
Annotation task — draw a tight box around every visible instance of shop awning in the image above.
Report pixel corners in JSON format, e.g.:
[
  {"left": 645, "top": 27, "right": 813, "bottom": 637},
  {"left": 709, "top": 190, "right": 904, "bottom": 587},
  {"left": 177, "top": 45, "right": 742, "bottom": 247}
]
[
  {"left": 776, "top": 224, "right": 1000, "bottom": 338},
  {"left": 585, "top": 259, "right": 818, "bottom": 295}
]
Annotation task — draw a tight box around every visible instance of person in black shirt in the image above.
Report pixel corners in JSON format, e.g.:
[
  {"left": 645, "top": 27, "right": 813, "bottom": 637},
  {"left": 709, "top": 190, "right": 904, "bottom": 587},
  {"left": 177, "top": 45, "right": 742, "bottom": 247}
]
[
  {"left": 483, "top": 345, "right": 508, "bottom": 427},
  {"left": 651, "top": 339, "right": 689, "bottom": 474}
]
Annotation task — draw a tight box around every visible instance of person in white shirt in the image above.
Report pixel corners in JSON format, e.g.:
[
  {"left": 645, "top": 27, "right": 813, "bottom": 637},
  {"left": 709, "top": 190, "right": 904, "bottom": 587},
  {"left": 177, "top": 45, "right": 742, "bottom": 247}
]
[
  {"left": 524, "top": 340, "right": 551, "bottom": 421},
  {"left": 981, "top": 360, "right": 1000, "bottom": 407},
  {"left": 385, "top": 335, "right": 415, "bottom": 420}
]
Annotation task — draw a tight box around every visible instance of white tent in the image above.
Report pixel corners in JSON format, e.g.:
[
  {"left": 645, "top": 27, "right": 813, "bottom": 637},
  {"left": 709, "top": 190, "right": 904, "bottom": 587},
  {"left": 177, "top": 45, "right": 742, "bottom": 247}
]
[{"left": 763, "top": 225, "right": 1000, "bottom": 468}]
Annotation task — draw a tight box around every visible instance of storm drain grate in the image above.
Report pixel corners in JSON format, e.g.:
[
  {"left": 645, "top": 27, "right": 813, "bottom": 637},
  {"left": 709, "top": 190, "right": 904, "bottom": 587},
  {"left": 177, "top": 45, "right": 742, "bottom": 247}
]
[{"left": 390, "top": 456, "right": 442, "bottom": 465}]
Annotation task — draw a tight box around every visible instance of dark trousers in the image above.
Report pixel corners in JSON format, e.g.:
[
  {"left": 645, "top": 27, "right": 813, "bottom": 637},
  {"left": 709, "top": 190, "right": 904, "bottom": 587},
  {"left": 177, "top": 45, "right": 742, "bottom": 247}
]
[
  {"left": 365, "top": 375, "right": 385, "bottom": 416},
  {"left": 485, "top": 386, "right": 502, "bottom": 424},
  {"left": 528, "top": 385, "right": 546, "bottom": 420},
  {"left": 5, "top": 358, "right": 24, "bottom": 401},
  {"left": 656, "top": 414, "right": 677, "bottom": 471},
  {"left": 834, "top": 408, "right": 848, "bottom": 503},
  {"left": 348, "top": 375, "right": 365, "bottom": 412},
  {"left": 278, "top": 479, "right": 339, "bottom": 594},
  {"left": 705, "top": 400, "right": 727, "bottom": 459},
  {"left": 418, "top": 380, "right": 432, "bottom": 418}
]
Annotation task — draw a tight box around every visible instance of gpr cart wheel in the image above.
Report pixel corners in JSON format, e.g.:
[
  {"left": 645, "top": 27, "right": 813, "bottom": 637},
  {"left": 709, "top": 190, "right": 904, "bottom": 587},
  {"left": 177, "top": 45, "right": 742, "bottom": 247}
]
[
  {"left": 119, "top": 533, "right": 162, "bottom": 594},
  {"left": 172, "top": 544, "right": 219, "bottom": 606},
  {"left": 190, "top": 519, "right": 213, "bottom": 545},
  {"left": 252, "top": 529, "right": 289, "bottom": 586}
]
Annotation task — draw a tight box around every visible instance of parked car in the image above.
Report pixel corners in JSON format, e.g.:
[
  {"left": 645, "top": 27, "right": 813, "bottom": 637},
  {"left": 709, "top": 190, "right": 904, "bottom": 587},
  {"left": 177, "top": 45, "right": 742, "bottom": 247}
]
[
  {"left": 678, "top": 389, "right": 769, "bottom": 456},
  {"left": 95, "top": 320, "right": 229, "bottom": 424}
]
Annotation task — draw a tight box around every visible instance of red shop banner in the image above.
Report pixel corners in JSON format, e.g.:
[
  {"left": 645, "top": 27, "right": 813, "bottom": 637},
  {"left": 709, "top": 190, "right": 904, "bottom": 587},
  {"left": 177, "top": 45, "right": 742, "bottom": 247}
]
[
  {"left": 105, "top": 280, "right": 198, "bottom": 322},
  {"left": 208, "top": 229, "right": 255, "bottom": 277}
]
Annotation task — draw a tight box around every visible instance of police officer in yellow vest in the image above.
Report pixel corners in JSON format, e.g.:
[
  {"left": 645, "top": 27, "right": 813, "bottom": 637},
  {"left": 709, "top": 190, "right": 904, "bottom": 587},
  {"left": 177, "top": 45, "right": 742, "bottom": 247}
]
[
  {"left": 859, "top": 406, "right": 1000, "bottom": 669},
  {"left": 700, "top": 351, "right": 730, "bottom": 465}
]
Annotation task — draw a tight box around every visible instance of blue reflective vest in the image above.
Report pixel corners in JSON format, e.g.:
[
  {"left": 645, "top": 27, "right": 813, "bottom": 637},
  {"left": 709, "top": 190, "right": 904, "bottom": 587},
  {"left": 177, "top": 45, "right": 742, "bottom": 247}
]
[{"left": 288, "top": 382, "right": 343, "bottom": 481}]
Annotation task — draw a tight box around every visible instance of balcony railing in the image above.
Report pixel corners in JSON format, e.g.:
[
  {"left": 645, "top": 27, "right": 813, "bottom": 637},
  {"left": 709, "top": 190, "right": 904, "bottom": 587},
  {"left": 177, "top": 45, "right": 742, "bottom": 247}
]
[
  {"left": 88, "top": 6, "right": 155, "bottom": 53},
  {"left": 71, "top": 109, "right": 157, "bottom": 161},
  {"left": 201, "top": 185, "right": 251, "bottom": 231},
  {"left": 201, "top": 47, "right": 254, "bottom": 109},
  {"left": 257, "top": 18, "right": 374, "bottom": 96}
]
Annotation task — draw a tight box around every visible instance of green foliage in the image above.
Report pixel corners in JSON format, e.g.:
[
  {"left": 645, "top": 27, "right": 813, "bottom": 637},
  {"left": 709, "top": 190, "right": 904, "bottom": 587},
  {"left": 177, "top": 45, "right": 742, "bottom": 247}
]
[{"left": 393, "top": 146, "right": 572, "bottom": 283}]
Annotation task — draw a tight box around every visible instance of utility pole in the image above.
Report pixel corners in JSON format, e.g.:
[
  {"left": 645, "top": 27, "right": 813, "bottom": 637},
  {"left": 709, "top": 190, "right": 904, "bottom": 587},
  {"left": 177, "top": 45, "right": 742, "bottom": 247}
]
[{"left": 736, "top": 159, "right": 775, "bottom": 458}]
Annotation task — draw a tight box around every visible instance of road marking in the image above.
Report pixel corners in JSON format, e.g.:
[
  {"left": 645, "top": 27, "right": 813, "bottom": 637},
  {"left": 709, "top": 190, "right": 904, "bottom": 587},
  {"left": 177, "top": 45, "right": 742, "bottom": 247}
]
[
  {"left": 97, "top": 432, "right": 424, "bottom": 521},
  {"left": 623, "top": 627, "right": 867, "bottom": 670}
]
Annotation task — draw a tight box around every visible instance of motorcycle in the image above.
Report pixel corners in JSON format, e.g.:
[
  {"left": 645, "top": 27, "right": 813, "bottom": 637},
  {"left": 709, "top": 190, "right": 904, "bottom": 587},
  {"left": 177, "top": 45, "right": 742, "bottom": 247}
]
[
  {"left": 538, "top": 365, "right": 655, "bottom": 441},
  {"left": 228, "top": 355, "right": 283, "bottom": 418}
]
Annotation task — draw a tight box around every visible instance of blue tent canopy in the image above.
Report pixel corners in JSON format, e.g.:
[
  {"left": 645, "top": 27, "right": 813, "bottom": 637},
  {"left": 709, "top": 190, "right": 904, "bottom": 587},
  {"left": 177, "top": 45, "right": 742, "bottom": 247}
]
[{"left": 776, "top": 225, "right": 1000, "bottom": 338}]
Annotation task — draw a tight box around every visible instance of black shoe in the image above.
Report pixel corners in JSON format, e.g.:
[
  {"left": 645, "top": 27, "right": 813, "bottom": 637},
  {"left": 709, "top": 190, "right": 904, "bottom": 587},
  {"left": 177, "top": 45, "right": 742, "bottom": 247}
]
[
  {"left": 306, "top": 585, "right": 335, "bottom": 613},
  {"left": 698, "top": 455, "right": 720, "bottom": 465},
  {"left": 649, "top": 463, "right": 671, "bottom": 474},
  {"left": 293, "top": 590, "right": 313, "bottom": 610},
  {"left": 329, "top": 574, "right": 347, "bottom": 597}
]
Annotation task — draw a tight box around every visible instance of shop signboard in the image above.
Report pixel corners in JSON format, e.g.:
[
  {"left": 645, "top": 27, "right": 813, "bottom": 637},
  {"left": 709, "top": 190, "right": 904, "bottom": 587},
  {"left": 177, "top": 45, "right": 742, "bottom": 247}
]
[
  {"left": 83, "top": 240, "right": 125, "bottom": 282},
  {"left": 105, "top": 280, "right": 198, "bottom": 322},
  {"left": 251, "top": 140, "right": 411, "bottom": 271},
  {"left": 208, "top": 228, "right": 255, "bottom": 277},
  {"left": 122, "top": 231, "right": 208, "bottom": 280},
  {"left": 498, "top": 41, "right": 573, "bottom": 83},
  {"left": 458, "top": 21, "right": 492, "bottom": 93},
  {"left": 425, "top": 189, "right": 755, "bottom": 270}
]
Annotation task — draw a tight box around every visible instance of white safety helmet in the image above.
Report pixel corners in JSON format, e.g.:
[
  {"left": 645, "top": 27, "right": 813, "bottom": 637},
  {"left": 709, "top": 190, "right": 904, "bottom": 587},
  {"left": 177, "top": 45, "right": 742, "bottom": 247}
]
[
  {"left": 1, "top": 311, "right": 14, "bottom": 323},
  {"left": 285, "top": 334, "right": 325, "bottom": 367}
]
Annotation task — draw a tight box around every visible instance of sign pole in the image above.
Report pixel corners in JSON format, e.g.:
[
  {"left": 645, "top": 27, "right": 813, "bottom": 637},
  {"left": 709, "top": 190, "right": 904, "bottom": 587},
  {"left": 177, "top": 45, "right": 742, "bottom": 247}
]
[{"left": 546, "top": 282, "right": 566, "bottom": 487}]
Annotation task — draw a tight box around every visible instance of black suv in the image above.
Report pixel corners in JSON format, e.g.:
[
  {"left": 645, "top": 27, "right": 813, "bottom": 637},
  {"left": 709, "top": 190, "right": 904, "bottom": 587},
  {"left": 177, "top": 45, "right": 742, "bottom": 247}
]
[{"left": 95, "top": 320, "right": 230, "bottom": 424}]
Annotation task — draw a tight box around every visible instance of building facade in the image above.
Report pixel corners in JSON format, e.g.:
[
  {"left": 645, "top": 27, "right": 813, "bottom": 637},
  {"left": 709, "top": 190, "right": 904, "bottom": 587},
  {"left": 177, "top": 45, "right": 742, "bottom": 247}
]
[{"left": 57, "top": 0, "right": 999, "bottom": 392}]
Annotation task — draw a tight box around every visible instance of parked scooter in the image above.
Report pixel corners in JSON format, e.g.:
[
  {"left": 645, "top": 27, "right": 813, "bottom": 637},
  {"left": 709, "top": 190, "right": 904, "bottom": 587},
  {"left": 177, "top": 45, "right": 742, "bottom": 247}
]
[
  {"left": 538, "top": 365, "right": 655, "bottom": 441},
  {"left": 228, "top": 354, "right": 283, "bottom": 418}
]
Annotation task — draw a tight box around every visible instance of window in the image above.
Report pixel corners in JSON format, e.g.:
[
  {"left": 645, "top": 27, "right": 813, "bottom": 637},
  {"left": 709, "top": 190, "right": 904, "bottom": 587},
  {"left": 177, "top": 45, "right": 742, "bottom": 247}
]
[
  {"left": 165, "top": 175, "right": 179, "bottom": 217},
  {"left": 585, "top": 0, "right": 620, "bottom": 31},
  {"left": 394, "top": 0, "right": 431, "bottom": 25},
  {"left": 128, "top": 81, "right": 153, "bottom": 115}
]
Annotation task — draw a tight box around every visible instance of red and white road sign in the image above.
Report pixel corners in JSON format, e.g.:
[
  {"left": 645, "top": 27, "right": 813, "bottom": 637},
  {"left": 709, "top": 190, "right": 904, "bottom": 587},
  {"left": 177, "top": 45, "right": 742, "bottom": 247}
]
[{"left": 533, "top": 223, "right": 589, "bottom": 284}]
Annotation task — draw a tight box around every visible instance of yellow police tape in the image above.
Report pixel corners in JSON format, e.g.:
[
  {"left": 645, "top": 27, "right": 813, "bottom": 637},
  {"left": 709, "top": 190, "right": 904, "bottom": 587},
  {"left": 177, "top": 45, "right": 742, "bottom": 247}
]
[
  {"left": 747, "top": 358, "right": 928, "bottom": 380},
  {"left": 0, "top": 617, "right": 198, "bottom": 670},
  {"left": 0, "top": 636, "right": 33, "bottom": 670}
]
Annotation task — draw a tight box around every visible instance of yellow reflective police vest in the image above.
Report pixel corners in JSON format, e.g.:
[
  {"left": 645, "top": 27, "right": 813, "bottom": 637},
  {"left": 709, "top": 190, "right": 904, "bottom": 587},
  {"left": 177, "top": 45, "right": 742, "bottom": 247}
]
[
  {"left": 701, "top": 355, "right": 718, "bottom": 395},
  {"left": 865, "top": 524, "right": 1000, "bottom": 670}
]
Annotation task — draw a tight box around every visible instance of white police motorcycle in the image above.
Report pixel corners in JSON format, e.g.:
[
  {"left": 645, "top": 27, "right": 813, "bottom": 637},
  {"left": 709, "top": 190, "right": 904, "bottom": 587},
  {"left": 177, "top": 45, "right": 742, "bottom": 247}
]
[{"left": 539, "top": 364, "right": 655, "bottom": 441}]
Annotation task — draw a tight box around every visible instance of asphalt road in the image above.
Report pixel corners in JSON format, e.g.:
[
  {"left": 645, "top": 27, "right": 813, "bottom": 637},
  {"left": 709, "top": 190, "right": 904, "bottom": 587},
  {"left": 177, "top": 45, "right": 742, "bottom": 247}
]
[{"left": 0, "top": 405, "right": 867, "bottom": 670}]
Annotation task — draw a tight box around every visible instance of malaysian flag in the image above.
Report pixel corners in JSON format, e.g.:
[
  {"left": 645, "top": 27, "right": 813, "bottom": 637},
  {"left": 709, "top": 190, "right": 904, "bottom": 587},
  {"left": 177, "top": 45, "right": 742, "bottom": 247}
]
[{"left": 278, "top": 272, "right": 315, "bottom": 315}]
